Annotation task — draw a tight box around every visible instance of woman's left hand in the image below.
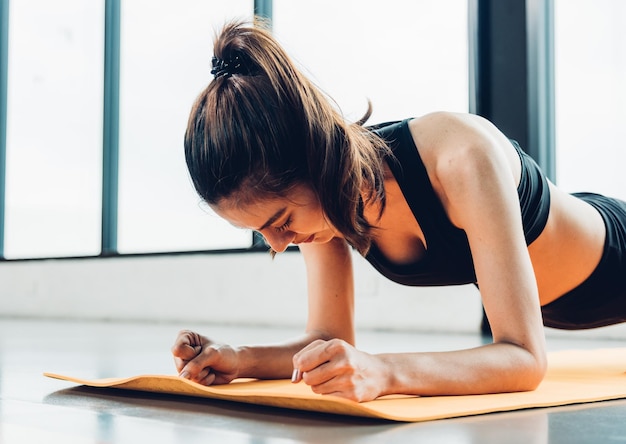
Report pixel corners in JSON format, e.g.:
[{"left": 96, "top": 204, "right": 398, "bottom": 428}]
[{"left": 291, "top": 338, "right": 388, "bottom": 402}]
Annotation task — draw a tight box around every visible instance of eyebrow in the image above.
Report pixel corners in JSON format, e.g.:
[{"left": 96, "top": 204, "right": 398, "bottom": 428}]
[{"left": 257, "top": 207, "right": 287, "bottom": 231}]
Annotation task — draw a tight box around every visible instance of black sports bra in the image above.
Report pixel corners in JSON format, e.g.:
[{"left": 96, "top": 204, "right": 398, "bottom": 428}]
[{"left": 364, "top": 119, "right": 551, "bottom": 286}]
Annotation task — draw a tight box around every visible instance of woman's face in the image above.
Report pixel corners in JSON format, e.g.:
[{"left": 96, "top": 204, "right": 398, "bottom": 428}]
[{"left": 211, "top": 184, "right": 340, "bottom": 253}]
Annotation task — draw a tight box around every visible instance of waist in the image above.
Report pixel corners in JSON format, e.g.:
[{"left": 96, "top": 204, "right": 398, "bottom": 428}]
[{"left": 532, "top": 188, "right": 606, "bottom": 305}]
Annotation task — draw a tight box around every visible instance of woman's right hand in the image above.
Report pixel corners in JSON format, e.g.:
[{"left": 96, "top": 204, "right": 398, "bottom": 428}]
[{"left": 171, "top": 330, "right": 240, "bottom": 386}]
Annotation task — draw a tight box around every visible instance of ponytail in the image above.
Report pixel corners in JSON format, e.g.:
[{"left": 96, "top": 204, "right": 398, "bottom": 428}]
[{"left": 184, "top": 19, "right": 391, "bottom": 254}]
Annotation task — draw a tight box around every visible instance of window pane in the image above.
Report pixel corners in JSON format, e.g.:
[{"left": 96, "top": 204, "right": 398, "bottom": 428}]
[
  {"left": 118, "top": 0, "right": 254, "bottom": 253},
  {"left": 273, "top": 0, "right": 469, "bottom": 123},
  {"left": 555, "top": 0, "right": 626, "bottom": 199},
  {"left": 4, "top": 0, "right": 104, "bottom": 259}
]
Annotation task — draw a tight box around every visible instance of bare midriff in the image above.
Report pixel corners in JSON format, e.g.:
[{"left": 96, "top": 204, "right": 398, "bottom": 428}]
[{"left": 528, "top": 182, "right": 606, "bottom": 305}]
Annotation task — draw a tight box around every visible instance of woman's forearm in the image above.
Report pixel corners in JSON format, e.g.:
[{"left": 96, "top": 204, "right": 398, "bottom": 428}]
[
  {"left": 379, "top": 342, "right": 547, "bottom": 397},
  {"left": 235, "top": 331, "right": 329, "bottom": 380}
]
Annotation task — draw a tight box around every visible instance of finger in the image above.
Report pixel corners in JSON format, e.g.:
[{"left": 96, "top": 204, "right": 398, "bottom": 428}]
[
  {"left": 179, "top": 365, "right": 217, "bottom": 386},
  {"left": 306, "top": 370, "right": 367, "bottom": 402},
  {"left": 307, "top": 373, "right": 347, "bottom": 397},
  {"left": 192, "top": 367, "right": 211, "bottom": 384},
  {"left": 171, "top": 331, "right": 203, "bottom": 360},
  {"left": 291, "top": 341, "right": 324, "bottom": 383},
  {"left": 294, "top": 339, "right": 350, "bottom": 380},
  {"left": 173, "top": 353, "right": 203, "bottom": 373},
  {"left": 172, "top": 330, "right": 195, "bottom": 348},
  {"left": 319, "top": 389, "right": 361, "bottom": 402},
  {"left": 179, "top": 346, "right": 219, "bottom": 380},
  {"left": 173, "top": 356, "right": 187, "bottom": 373},
  {"left": 301, "top": 360, "right": 337, "bottom": 387},
  {"left": 197, "top": 371, "right": 216, "bottom": 386},
  {"left": 292, "top": 340, "right": 331, "bottom": 374},
  {"left": 172, "top": 344, "right": 202, "bottom": 364}
]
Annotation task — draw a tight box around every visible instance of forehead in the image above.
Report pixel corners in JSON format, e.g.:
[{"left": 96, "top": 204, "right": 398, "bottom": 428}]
[
  {"left": 210, "top": 184, "right": 315, "bottom": 229},
  {"left": 211, "top": 196, "right": 285, "bottom": 229}
]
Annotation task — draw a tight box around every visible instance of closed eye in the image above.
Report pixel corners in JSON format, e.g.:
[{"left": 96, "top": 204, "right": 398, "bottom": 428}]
[{"left": 274, "top": 217, "right": 292, "bottom": 233}]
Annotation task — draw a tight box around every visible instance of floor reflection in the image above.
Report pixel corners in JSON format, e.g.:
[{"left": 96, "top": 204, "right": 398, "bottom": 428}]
[{"left": 2, "top": 319, "right": 626, "bottom": 443}]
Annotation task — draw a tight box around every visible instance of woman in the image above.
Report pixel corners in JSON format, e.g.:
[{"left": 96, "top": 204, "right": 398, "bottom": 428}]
[{"left": 171, "top": 20, "right": 626, "bottom": 402}]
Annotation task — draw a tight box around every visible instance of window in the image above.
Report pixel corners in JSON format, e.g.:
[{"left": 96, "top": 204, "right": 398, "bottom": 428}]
[
  {"left": 4, "top": 0, "right": 104, "bottom": 259},
  {"left": 554, "top": 0, "right": 626, "bottom": 199},
  {"left": 2, "top": 0, "right": 470, "bottom": 258},
  {"left": 117, "top": 0, "right": 254, "bottom": 253},
  {"left": 273, "top": 0, "right": 469, "bottom": 123}
]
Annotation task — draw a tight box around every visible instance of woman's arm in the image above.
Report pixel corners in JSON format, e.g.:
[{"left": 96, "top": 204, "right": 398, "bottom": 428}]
[
  {"left": 292, "top": 112, "right": 547, "bottom": 400},
  {"left": 172, "top": 236, "right": 356, "bottom": 384},
  {"left": 406, "top": 112, "right": 547, "bottom": 392},
  {"left": 300, "top": 237, "right": 356, "bottom": 345}
]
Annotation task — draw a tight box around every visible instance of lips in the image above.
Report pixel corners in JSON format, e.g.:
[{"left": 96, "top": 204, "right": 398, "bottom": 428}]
[{"left": 298, "top": 234, "right": 315, "bottom": 244}]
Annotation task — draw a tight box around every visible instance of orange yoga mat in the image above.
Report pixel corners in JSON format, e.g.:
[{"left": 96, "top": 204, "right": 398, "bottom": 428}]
[{"left": 45, "top": 348, "right": 626, "bottom": 422}]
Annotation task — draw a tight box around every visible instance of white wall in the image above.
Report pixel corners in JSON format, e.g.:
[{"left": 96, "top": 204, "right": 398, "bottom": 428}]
[
  {"left": 2, "top": 252, "right": 626, "bottom": 340},
  {"left": 1, "top": 251, "right": 481, "bottom": 332}
]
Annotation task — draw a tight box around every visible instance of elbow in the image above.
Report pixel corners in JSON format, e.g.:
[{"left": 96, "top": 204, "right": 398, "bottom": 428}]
[
  {"left": 520, "top": 363, "right": 547, "bottom": 392},
  {"left": 494, "top": 338, "right": 548, "bottom": 392},
  {"left": 514, "top": 348, "right": 548, "bottom": 392},
  {"left": 532, "top": 353, "right": 548, "bottom": 389}
]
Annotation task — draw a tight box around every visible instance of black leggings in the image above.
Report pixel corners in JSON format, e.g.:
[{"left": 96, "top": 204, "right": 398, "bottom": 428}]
[{"left": 541, "top": 193, "right": 626, "bottom": 329}]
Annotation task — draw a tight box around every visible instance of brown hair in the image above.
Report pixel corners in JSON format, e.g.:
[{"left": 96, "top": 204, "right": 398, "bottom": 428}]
[{"left": 184, "top": 19, "right": 390, "bottom": 254}]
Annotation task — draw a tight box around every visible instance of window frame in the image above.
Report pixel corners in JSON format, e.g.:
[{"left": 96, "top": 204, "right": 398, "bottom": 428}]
[{"left": 0, "top": 0, "right": 554, "bottom": 261}]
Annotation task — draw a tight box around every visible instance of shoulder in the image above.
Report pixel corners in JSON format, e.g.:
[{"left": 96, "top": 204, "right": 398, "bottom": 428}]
[
  {"left": 407, "top": 111, "right": 520, "bottom": 183},
  {"left": 408, "top": 111, "right": 504, "bottom": 154},
  {"left": 406, "top": 112, "right": 522, "bottom": 224}
]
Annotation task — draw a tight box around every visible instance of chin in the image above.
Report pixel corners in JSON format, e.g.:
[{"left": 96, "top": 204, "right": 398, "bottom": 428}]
[{"left": 314, "top": 233, "right": 334, "bottom": 244}]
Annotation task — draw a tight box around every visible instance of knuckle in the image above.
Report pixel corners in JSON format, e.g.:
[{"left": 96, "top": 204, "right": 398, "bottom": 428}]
[
  {"left": 325, "top": 338, "right": 347, "bottom": 354},
  {"left": 200, "top": 344, "right": 216, "bottom": 357}
]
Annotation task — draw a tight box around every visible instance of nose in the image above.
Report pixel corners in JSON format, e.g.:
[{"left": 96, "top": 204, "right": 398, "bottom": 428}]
[{"left": 260, "top": 230, "right": 296, "bottom": 253}]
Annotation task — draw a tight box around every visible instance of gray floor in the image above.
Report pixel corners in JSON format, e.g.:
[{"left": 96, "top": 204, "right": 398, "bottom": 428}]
[{"left": 1, "top": 318, "right": 625, "bottom": 443}]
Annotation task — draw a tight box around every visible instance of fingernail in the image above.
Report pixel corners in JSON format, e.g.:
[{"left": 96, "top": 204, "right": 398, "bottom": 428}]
[
  {"left": 291, "top": 368, "right": 300, "bottom": 383},
  {"left": 179, "top": 371, "right": 190, "bottom": 379}
]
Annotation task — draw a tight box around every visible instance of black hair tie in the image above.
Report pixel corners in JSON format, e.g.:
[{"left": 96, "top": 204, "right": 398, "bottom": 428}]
[{"left": 211, "top": 54, "right": 252, "bottom": 79}]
